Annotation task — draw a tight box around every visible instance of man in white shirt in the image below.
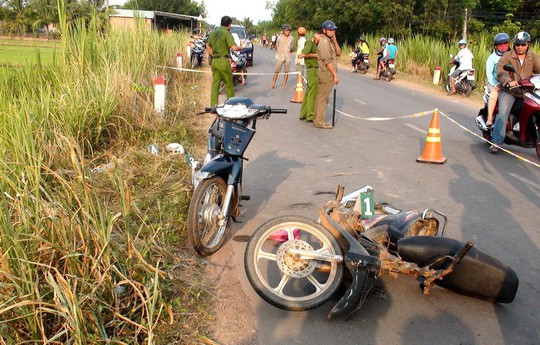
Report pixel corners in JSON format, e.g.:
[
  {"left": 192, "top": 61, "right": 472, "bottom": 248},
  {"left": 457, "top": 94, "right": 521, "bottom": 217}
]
[
  {"left": 449, "top": 39, "right": 474, "bottom": 94},
  {"left": 295, "top": 27, "right": 307, "bottom": 83}
]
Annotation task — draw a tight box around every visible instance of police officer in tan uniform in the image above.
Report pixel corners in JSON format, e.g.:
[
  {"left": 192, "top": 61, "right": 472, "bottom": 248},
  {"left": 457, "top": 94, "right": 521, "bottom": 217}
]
[{"left": 314, "top": 20, "right": 341, "bottom": 129}]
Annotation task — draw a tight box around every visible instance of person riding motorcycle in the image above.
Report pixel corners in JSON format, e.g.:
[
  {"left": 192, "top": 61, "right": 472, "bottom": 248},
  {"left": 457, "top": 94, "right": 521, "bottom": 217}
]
[
  {"left": 449, "top": 39, "right": 474, "bottom": 95},
  {"left": 490, "top": 31, "right": 540, "bottom": 153},
  {"left": 350, "top": 37, "right": 370, "bottom": 72},
  {"left": 484, "top": 33, "right": 510, "bottom": 128},
  {"left": 374, "top": 37, "right": 388, "bottom": 79}
]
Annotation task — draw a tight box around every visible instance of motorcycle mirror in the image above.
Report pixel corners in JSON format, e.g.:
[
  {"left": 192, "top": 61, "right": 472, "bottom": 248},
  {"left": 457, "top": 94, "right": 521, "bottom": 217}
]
[{"left": 503, "top": 64, "right": 516, "bottom": 73}]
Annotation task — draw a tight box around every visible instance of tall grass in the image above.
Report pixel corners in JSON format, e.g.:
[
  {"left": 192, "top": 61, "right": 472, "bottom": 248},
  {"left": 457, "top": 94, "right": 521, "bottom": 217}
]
[{"left": 0, "top": 1, "right": 210, "bottom": 343}]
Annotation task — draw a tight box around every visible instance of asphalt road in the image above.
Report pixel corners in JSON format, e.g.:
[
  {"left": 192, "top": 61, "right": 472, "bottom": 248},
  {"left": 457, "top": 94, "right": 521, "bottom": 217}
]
[{"left": 210, "top": 46, "right": 540, "bottom": 345}]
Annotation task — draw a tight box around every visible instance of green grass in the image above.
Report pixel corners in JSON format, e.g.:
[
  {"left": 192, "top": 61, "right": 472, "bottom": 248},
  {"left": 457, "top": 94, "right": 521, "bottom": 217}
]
[{"left": 0, "top": 38, "right": 60, "bottom": 65}]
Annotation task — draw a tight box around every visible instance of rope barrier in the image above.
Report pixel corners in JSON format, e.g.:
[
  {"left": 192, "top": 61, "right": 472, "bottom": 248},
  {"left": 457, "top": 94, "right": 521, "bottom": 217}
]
[{"left": 160, "top": 64, "right": 539, "bottom": 169}]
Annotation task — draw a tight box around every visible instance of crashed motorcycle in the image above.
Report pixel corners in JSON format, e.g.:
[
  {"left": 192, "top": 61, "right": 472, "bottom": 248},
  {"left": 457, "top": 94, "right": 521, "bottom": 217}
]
[
  {"left": 244, "top": 185, "right": 518, "bottom": 319},
  {"left": 475, "top": 65, "right": 540, "bottom": 159},
  {"left": 446, "top": 57, "right": 476, "bottom": 96},
  {"left": 187, "top": 97, "right": 287, "bottom": 256}
]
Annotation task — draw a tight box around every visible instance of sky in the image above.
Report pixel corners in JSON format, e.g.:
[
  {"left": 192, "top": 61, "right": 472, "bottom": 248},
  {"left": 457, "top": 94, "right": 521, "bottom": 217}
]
[{"left": 108, "top": 0, "right": 274, "bottom": 26}]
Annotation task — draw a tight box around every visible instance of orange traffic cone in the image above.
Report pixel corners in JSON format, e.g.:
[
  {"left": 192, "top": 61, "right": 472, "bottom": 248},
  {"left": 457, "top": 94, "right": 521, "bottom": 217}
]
[
  {"left": 417, "top": 109, "right": 447, "bottom": 164},
  {"left": 290, "top": 73, "right": 304, "bottom": 103}
]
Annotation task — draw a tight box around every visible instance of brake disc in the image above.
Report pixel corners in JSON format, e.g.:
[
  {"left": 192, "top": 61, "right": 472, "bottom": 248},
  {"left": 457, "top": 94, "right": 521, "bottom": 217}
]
[{"left": 276, "top": 240, "right": 316, "bottom": 278}]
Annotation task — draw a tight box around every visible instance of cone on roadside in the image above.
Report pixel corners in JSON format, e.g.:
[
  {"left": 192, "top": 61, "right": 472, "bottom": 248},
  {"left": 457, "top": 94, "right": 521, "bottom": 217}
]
[
  {"left": 290, "top": 73, "right": 304, "bottom": 103},
  {"left": 417, "top": 109, "right": 447, "bottom": 164}
]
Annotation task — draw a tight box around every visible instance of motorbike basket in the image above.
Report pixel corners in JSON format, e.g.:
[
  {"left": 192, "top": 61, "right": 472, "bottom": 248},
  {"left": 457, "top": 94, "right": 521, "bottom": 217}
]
[{"left": 222, "top": 120, "right": 255, "bottom": 156}]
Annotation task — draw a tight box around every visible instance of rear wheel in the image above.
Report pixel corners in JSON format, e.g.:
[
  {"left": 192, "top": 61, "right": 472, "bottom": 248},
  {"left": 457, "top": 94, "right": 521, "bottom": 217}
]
[
  {"left": 463, "top": 82, "right": 473, "bottom": 97},
  {"left": 533, "top": 122, "right": 540, "bottom": 159},
  {"left": 191, "top": 53, "right": 198, "bottom": 68},
  {"left": 445, "top": 79, "right": 452, "bottom": 93},
  {"left": 187, "top": 176, "right": 229, "bottom": 256},
  {"left": 244, "top": 215, "right": 344, "bottom": 311}
]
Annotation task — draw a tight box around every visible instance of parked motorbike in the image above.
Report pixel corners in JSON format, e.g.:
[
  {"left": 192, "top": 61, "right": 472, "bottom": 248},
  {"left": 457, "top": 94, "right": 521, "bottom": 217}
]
[
  {"left": 351, "top": 51, "right": 370, "bottom": 74},
  {"left": 244, "top": 185, "right": 518, "bottom": 319},
  {"left": 230, "top": 51, "right": 248, "bottom": 86},
  {"left": 187, "top": 97, "right": 287, "bottom": 256},
  {"left": 475, "top": 65, "right": 540, "bottom": 159},
  {"left": 189, "top": 37, "right": 206, "bottom": 68},
  {"left": 381, "top": 58, "right": 396, "bottom": 81},
  {"left": 446, "top": 56, "right": 476, "bottom": 96}
]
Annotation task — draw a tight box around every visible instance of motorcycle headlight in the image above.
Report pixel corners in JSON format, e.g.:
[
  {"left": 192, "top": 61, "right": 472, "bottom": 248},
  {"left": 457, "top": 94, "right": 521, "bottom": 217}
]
[{"left": 245, "top": 40, "right": 253, "bottom": 49}]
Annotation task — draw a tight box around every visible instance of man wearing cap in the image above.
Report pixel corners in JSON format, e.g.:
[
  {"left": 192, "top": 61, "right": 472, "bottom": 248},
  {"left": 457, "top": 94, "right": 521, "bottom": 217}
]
[
  {"left": 271, "top": 25, "right": 295, "bottom": 88},
  {"left": 298, "top": 32, "right": 322, "bottom": 122},
  {"left": 489, "top": 31, "right": 540, "bottom": 153},
  {"left": 295, "top": 27, "right": 307, "bottom": 82},
  {"left": 314, "top": 20, "right": 341, "bottom": 129},
  {"left": 207, "top": 15, "right": 241, "bottom": 106},
  {"left": 449, "top": 39, "right": 473, "bottom": 95}
]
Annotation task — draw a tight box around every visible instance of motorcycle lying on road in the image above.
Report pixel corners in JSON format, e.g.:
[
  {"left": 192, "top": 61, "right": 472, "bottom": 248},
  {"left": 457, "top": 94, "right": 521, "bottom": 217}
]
[
  {"left": 244, "top": 185, "right": 518, "bottom": 319},
  {"left": 475, "top": 65, "right": 540, "bottom": 159},
  {"left": 188, "top": 97, "right": 287, "bottom": 256},
  {"left": 446, "top": 57, "right": 476, "bottom": 96}
]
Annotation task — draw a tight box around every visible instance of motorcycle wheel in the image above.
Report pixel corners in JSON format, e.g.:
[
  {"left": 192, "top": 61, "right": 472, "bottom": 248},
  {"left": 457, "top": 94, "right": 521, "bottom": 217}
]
[
  {"left": 187, "top": 176, "right": 229, "bottom": 256},
  {"left": 445, "top": 79, "right": 452, "bottom": 93},
  {"left": 534, "top": 122, "right": 540, "bottom": 159},
  {"left": 463, "top": 83, "right": 473, "bottom": 97},
  {"left": 191, "top": 53, "right": 198, "bottom": 68},
  {"left": 244, "top": 215, "right": 344, "bottom": 311}
]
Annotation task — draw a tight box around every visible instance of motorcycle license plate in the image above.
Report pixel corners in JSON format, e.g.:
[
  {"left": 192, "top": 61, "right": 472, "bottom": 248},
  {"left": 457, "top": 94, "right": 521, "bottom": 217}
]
[
  {"left": 389, "top": 63, "right": 395, "bottom": 69},
  {"left": 364, "top": 57, "right": 369, "bottom": 63},
  {"left": 467, "top": 70, "right": 475, "bottom": 80}
]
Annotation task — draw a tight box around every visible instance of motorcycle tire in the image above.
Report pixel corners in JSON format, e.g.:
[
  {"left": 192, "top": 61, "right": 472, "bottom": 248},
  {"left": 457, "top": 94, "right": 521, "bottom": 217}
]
[
  {"left": 463, "top": 83, "right": 473, "bottom": 97},
  {"left": 533, "top": 122, "right": 540, "bottom": 159},
  {"left": 187, "top": 176, "right": 230, "bottom": 256},
  {"left": 191, "top": 53, "right": 198, "bottom": 68},
  {"left": 397, "top": 236, "right": 518, "bottom": 303},
  {"left": 445, "top": 79, "right": 452, "bottom": 93},
  {"left": 244, "top": 215, "right": 344, "bottom": 311},
  {"left": 477, "top": 108, "right": 492, "bottom": 142}
]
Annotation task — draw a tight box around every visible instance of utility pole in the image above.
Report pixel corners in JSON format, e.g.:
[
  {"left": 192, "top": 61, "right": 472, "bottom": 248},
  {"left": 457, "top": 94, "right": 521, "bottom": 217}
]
[{"left": 462, "top": 8, "right": 468, "bottom": 40}]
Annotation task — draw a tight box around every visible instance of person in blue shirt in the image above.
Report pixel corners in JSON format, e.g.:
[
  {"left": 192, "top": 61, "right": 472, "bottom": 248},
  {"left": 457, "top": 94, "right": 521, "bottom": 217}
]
[
  {"left": 484, "top": 33, "right": 510, "bottom": 128},
  {"left": 386, "top": 38, "right": 398, "bottom": 61}
]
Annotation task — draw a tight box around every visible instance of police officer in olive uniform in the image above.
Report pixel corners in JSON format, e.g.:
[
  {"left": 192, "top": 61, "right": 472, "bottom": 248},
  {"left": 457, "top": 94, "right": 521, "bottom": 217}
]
[
  {"left": 299, "top": 32, "right": 322, "bottom": 122},
  {"left": 207, "top": 16, "right": 241, "bottom": 106},
  {"left": 314, "top": 20, "right": 341, "bottom": 129}
]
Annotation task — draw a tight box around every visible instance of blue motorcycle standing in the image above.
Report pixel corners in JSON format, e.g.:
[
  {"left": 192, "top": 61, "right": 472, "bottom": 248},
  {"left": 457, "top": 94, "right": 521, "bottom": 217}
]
[{"left": 187, "top": 97, "right": 287, "bottom": 256}]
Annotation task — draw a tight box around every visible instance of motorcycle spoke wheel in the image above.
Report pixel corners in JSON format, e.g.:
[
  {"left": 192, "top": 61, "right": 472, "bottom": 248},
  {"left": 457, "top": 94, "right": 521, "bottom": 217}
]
[
  {"left": 188, "top": 177, "right": 229, "bottom": 256},
  {"left": 244, "top": 216, "right": 343, "bottom": 311}
]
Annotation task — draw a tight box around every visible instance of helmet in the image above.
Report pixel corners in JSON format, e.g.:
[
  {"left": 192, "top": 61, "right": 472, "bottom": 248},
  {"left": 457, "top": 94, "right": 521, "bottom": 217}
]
[
  {"left": 514, "top": 31, "right": 531, "bottom": 45},
  {"left": 359, "top": 36, "right": 365, "bottom": 42},
  {"left": 388, "top": 38, "right": 394, "bottom": 44},
  {"left": 282, "top": 24, "right": 291, "bottom": 31},
  {"left": 297, "top": 26, "right": 306, "bottom": 35},
  {"left": 493, "top": 33, "right": 510, "bottom": 45},
  {"left": 380, "top": 37, "right": 386, "bottom": 43},
  {"left": 458, "top": 39, "right": 467, "bottom": 45},
  {"left": 321, "top": 20, "right": 338, "bottom": 30}
]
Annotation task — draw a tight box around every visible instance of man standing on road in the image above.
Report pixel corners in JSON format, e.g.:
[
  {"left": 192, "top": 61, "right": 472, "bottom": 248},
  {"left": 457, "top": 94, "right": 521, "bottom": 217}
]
[
  {"left": 207, "top": 15, "right": 241, "bottom": 106},
  {"left": 271, "top": 25, "right": 294, "bottom": 89},
  {"left": 490, "top": 31, "right": 540, "bottom": 153},
  {"left": 299, "top": 32, "right": 322, "bottom": 122},
  {"left": 314, "top": 20, "right": 341, "bottom": 129},
  {"left": 295, "top": 27, "right": 307, "bottom": 83}
]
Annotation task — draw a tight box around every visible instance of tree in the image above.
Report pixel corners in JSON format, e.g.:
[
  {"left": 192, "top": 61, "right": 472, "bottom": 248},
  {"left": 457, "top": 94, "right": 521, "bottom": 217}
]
[{"left": 123, "top": 0, "right": 205, "bottom": 17}]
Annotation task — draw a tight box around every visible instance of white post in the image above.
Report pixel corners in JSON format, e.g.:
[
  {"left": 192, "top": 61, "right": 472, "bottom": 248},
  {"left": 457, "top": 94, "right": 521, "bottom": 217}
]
[
  {"left": 154, "top": 76, "right": 166, "bottom": 114},
  {"left": 176, "top": 52, "right": 183, "bottom": 68},
  {"left": 433, "top": 66, "right": 441, "bottom": 85}
]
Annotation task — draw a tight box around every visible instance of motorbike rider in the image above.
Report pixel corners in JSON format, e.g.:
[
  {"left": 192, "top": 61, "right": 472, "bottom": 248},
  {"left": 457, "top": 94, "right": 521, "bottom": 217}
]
[
  {"left": 490, "top": 31, "right": 540, "bottom": 153},
  {"left": 449, "top": 39, "right": 474, "bottom": 95},
  {"left": 230, "top": 31, "right": 246, "bottom": 85},
  {"left": 350, "top": 37, "right": 370, "bottom": 72},
  {"left": 207, "top": 15, "right": 241, "bottom": 106},
  {"left": 386, "top": 38, "right": 398, "bottom": 68},
  {"left": 374, "top": 38, "right": 388, "bottom": 79},
  {"left": 484, "top": 33, "right": 511, "bottom": 128}
]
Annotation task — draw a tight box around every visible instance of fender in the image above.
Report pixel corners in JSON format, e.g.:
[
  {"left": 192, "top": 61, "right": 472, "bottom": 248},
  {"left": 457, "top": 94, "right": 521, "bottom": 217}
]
[{"left": 199, "top": 154, "right": 243, "bottom": 185}]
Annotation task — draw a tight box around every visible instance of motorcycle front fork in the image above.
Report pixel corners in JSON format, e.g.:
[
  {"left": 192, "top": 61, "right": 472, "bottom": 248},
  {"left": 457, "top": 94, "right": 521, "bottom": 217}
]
[{"left": 218, "top": 185, "right": 235, "bottom": 227}]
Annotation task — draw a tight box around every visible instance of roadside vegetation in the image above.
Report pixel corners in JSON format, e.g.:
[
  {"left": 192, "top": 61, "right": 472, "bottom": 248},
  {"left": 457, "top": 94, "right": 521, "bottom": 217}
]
[{"left": 0, "top": 1, "right": 214, "bottom": 344}]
